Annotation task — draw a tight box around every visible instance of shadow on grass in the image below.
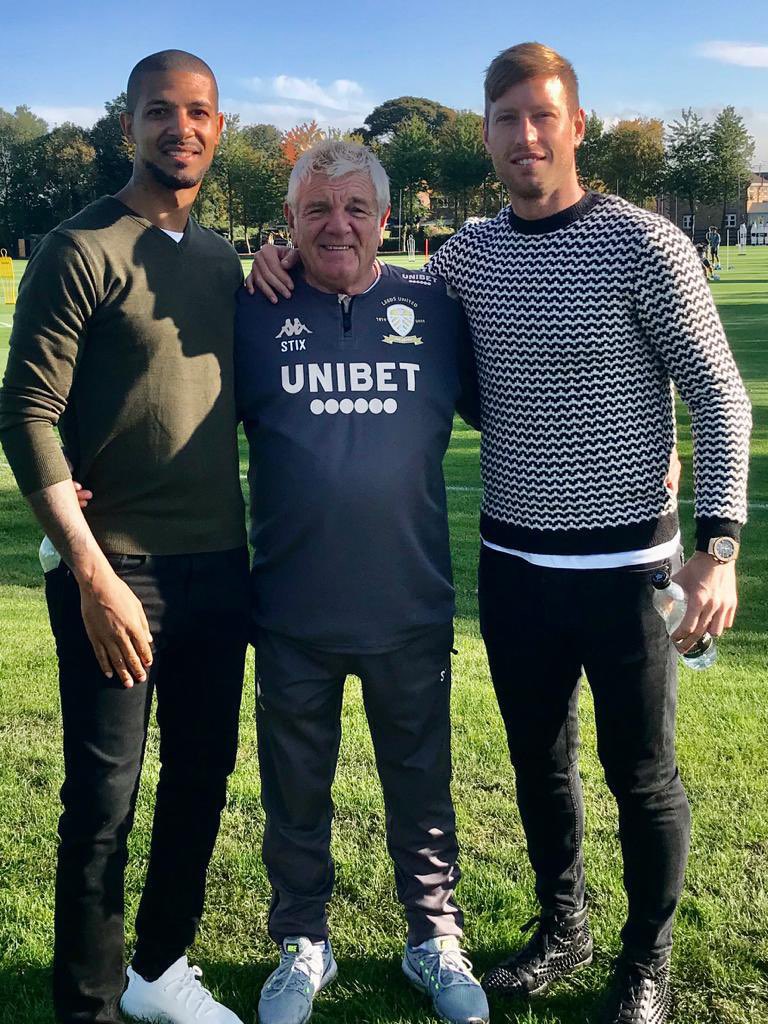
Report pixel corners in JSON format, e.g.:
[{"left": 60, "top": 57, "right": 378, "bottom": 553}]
[
  {"left": 0, "top": 963, "right": 52, "bottom": 1024},
  {"left": 0, "top": 954, "right": 608, "bottom": 1024},
  {"left": 178, "top": 953, "right": 608, "bottom": 1024}
]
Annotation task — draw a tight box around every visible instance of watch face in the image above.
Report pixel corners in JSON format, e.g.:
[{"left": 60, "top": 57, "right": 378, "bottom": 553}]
[{"left": 714, "top": 537, "right": 736, "bottom": 561}]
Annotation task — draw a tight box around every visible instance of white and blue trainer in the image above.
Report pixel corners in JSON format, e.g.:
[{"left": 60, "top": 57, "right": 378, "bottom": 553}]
[
  {"left": 257, "top": 937, "right": 337, "bottom": 1024},
  {"left": 403, "top": 936, "right": 489, "bottom": 1024}
]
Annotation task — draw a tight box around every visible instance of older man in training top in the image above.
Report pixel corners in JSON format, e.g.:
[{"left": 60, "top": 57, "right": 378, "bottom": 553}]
[{"left": 235, "top": 139, "right": 488, "bottom": 1024}]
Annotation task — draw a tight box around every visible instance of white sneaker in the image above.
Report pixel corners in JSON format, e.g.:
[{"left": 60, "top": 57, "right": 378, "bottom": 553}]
[{"left": 120, "top": 956, "right": 244, "bottom": 1023}]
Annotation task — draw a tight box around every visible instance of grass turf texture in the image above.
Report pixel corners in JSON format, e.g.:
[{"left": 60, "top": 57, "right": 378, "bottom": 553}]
[{"left": 1, "top": 249, "right": 767, "bottom": 1024}]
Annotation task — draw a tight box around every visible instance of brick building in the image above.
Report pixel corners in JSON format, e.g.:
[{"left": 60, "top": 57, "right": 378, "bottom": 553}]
[{"left": 661, "top": 171, "right": 768, "bottom": 244}]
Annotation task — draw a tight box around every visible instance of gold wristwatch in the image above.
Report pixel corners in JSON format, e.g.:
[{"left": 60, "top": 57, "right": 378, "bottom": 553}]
[{"left": 706, "top": 536, "right": 740, "bottom": 564}]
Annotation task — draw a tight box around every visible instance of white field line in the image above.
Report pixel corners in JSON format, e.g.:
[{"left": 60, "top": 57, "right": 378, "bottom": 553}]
[
  {"left": 0, "top": 320, "right": 12, "bottom": 328},
  {"left": 4, "top": 466, "right": 764, "bottom": 512},
  {"left": 245, "top": 474, "right": 768, "bottom": 512}
]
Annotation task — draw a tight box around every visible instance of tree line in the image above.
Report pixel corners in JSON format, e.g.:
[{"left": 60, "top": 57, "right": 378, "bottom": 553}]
[
  {"left": 579, "top": 106, "right": 755, "bottom": 223},
  {"left": 0, "top": 93, "right": 756, "bottom": 252}
]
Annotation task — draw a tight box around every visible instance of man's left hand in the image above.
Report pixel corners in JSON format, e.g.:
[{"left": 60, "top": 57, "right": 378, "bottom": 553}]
[
  {"left": 73, "top": 480, "right": 92, "bottom": 509},
  {"left": 670, "top": 551, "right": 738, "bottom": 652}
]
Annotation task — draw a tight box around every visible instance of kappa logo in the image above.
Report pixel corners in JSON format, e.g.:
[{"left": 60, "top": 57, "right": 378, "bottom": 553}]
[{"left": 276, "top": 317, "right": 313, "bottom": 340}]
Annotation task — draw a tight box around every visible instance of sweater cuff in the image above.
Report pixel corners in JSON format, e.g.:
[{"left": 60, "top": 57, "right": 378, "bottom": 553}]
[
  {"left": 695, "top": 517, "right": 742, "bottom": 551},
  {"left": 0, "top": 425, "right": 72, "bottom": 496}
]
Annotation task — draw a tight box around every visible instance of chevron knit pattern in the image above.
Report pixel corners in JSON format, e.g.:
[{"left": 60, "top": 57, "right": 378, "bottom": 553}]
[{"left": 428, "top": 194, "right": 752, "bottom": 555}]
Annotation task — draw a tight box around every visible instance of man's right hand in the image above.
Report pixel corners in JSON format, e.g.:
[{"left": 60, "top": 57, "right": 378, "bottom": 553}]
[
  {"left": 26, "top": 478, "right": 152, "bottom": 688},
  {"left": 78, "top": 565, "right": 153, "bottom": 687},
  {"left": 245, "top": 244, "right": 301, "bottom": 300}
]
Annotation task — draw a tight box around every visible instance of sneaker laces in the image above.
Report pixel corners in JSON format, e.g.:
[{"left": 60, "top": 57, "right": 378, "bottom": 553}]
[
  {"left": 614, "top": 962, "right": 659, "bottom": 1022},
  {"left": 417, "top": 945, "right": 479, "bottom": 990},
  {"left": 162, "top": 964, "right": 217, "bottom": 1018},
  {"left": 264, "top": 944, "right": 324, "bottom": 998}
]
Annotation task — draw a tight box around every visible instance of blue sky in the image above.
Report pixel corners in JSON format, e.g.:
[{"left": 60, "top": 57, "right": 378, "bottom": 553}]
[{"left": 5, "top": 0, "right": 768, "bottom": 163}]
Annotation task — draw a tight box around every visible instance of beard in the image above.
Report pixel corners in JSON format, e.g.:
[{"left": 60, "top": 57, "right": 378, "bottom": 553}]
[
  {"left": 143, "top": 158, "right": 204, "bottom": 191},
  {"left": 494, "top": 158, "right": 547, "bottom": 202},
  {"left": 505, "top": 180, "right": 546, "bottom": 201}
]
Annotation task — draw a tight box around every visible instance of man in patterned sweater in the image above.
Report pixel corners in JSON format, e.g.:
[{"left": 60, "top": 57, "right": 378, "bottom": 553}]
[
  {"left": 245, "top": 42, "right": 751, "bottom": 1024},
  {"left": 425, "top": 43, "right": 751, "bottom": 1024}
]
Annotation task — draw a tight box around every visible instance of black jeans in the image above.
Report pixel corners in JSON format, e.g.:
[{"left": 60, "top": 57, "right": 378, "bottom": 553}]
[
  {"left": 254, "top": 623, "right": 463, "bottom": 947},
  {"left": 45, "top": 548, "right": 249, "bottom": 1024},
  {"left": 478, "top": 545, "right": 691, "bottom": 962}
]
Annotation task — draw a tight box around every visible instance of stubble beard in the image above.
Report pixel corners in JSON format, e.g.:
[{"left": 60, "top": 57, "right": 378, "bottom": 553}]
[
  {"left": 143, "top": 159, "right": 205, "bottom": 192},
  {"left": 497, "top": 158, "right": 546, "bottom": 202},
  {"left": 506, "top": 180, "right": 546, "bottom": 201}
]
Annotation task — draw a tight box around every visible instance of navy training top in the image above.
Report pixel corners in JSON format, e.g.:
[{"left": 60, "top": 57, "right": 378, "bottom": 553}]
[{"left": 235, "top": 261, "right": 478, "bottom": 652}]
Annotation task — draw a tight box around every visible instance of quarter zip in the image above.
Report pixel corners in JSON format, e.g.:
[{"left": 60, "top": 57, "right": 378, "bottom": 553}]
[{"left": 338, "top": 294, "right": 355, "bottom": 349}]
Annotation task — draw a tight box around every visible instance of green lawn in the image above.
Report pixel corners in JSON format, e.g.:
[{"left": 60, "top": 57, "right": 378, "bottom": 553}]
[{"left": 1, "top": 249, "right": 767, "bottom": 1024}]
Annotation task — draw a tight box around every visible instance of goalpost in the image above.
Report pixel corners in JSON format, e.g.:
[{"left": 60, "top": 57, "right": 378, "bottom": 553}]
[{"left": 0, "top": 250, "right": 16, "bottom": 305}]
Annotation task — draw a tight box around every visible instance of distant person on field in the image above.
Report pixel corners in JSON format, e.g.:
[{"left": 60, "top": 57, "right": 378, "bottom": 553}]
[
  {"left": 236, "top": 139, "right": 487, "bottom": 1024},
  {"left": 696, "top": 241, "right": 719, "bottom": 281},
  {"left": 248, "top": 42, "right": 752, "bottom": 1024},
  {"left": 707, "top": 225, "right": 721, "bottom": 266},
  {"left": 0, "top": 50, "right": 248, "bottom": 1024}
]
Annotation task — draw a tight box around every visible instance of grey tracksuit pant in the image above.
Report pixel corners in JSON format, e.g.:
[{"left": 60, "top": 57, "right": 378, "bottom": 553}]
[{"left": 253, "top": 622, "right": 464, "bottom": 946}]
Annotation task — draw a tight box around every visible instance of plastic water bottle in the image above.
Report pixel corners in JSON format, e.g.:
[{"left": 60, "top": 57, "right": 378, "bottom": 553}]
[
  {"left": 38, "top": 535, "right": 62, "bottom": 573},
  {"left": 650, "top": 568, "right": 716, "bottom": 670}
]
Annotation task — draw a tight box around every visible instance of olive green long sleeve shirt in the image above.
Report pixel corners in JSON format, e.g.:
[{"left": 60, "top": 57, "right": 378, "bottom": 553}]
[{"left": 0, "top": 196, "right": 246, "bottom": 554}]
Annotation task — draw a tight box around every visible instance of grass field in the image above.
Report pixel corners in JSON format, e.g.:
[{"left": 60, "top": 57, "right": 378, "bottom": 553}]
[{"left": 1, "top": 249, "right": 766, "bottom": 1024}]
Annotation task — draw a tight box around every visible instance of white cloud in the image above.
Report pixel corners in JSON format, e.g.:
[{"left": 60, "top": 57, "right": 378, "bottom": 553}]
[
  {"left": 223, "top": 74, "right": 375, "bottom": 132},
  {"left": 695, "top": 41, "right": 768, "bottom": 68},
  {"left": 272, "top": 76, "right": 364, "bottom": 111},
  {"left": 32, "top": 105, "right": 103, "bottom": 128}
]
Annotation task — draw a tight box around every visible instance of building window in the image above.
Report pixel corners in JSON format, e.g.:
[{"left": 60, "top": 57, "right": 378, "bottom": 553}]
[
  {"left": 725, "top": 214, "right": 736, "bottom": 228},
  {"left": 682, "top": 215, "right": 693, "bottom": 229}
]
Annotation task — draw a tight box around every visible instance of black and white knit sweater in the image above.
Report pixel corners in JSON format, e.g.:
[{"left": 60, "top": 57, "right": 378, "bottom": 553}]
[{"left": 428, "top": 192, "right": 752, "bottom": 557}]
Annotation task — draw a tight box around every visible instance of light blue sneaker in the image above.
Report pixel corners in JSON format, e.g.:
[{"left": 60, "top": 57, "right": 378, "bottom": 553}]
[
  {"left": 257, "top": 937, "right": 337, "bottom": 1024},
  {"left": 402, "top": 936, "right": 489, "bottom": 1024}
]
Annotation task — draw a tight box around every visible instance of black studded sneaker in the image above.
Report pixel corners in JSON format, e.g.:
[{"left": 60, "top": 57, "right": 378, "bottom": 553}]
[
  {"left": 598, "top": 956, "right": 672, "bottom": 1024},
  {"left": 482, "top": 905, "right": 593, "bottom": 998}
]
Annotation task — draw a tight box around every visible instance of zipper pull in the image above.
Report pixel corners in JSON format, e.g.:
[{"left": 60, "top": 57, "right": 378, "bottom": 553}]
[{"left": 338, "top": 293, "right": 352, "bottom": 333}]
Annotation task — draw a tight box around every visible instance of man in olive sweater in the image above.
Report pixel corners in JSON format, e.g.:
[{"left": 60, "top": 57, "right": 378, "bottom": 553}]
[{"left": 0, "top": 51, "right": 247, "bottom": 1024}]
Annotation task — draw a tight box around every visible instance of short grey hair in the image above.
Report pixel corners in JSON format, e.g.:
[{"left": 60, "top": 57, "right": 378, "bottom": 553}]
[{"left": 286, "top": 139, "right": 391, "bottom": 216}]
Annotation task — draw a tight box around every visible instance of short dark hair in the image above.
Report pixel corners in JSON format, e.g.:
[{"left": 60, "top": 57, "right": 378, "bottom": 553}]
[
  {"left": 126, "top": 50, "right": 218, "bottom": 113},
  {"left": 484, "top": 42, "right": 580, "bottom": 114}
]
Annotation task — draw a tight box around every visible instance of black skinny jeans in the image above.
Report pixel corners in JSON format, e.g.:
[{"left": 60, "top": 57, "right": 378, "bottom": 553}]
[
  {"left": 478, "top": 545, "right": 691, "bottom": 962},
  {"left": 45, "top": 548, "right": 249, "bottom": 1024}
]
